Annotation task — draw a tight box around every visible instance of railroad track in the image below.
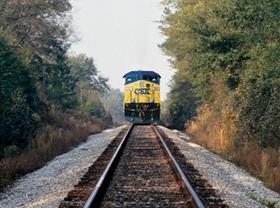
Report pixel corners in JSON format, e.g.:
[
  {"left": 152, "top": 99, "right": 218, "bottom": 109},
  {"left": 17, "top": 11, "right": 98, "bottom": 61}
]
[{"left": 60, "top": 125, "right": 227, "bottom": 208}]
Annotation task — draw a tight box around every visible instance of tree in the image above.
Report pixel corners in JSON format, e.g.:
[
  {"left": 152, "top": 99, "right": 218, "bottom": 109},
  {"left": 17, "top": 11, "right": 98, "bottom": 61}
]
[
  {"left": 0, "top": 0, "right": 76, "bottom": 110},
  {"left": 67, "top": 54, "right": 110, "bottom": 119},
  {"left": 100, "top": 89, "right": 125, "bottom": 123},
  {"left": 0, "top": 0, "right": 80, "bottom": 157},
  {"left": 160, "top": 0, "right": 280, "bottom": 148},
  {"left": 67, "top": 54, "right": 109, "bottom": 100},
  {"left": 163, "top": 71, "right": 198, "bottom": 130},
  {"left": 0, "top": 35, "right": 37, "bottom": 157},
  {"left": 67, "top": 53, "right": 109, "bottom": 107}
]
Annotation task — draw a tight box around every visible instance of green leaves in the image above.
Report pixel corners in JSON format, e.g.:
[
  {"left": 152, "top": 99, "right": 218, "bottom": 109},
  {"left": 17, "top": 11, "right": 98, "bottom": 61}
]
[
  {"left": 163, "top": 71, "right": 198, "bottom": 130},
  {"left": 161, "top": 0, "right": 280, "bottom": 148},
  {"left": 67, "top": 54, "right": 109, "bottom": 94},
  {"left": 0, "top": 35, "right": 37, "bottom": 156},
  {"left": 0, "top": 0, "right": 111, "bottom": 159},
  {"left": 0, "top": 0, "right": 74, "bottom": 108}
]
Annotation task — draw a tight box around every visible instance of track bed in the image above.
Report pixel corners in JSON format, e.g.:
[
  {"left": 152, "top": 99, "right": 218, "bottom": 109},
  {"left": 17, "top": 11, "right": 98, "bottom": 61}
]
[
  {"left": 60, "top": 125, "right": 227, "bottom": 208},
  {"left": 100, "top": 125, "right": 193, "bottom": 207}
]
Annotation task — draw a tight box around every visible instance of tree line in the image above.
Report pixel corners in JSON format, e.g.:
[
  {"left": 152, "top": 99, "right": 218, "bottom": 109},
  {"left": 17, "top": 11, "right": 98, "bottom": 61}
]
[
  {"left": 161, "top": 0, "right": 280, "bottom": 191},
  {"left": 0, "top": 1, "right": 111, "bottom": 158}
]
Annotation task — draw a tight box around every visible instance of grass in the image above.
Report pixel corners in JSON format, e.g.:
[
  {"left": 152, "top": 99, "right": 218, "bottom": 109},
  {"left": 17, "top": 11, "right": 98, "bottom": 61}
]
[
  {"left": 188, "top": 105, "right": 280, "bottom": 194},
  {"left": 0, "top": 111, "right": 106, "bottom": 191}
]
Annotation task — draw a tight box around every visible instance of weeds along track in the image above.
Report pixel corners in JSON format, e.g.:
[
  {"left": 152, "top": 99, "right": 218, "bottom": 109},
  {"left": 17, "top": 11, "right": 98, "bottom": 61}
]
[{"left": 60, "top": 125, "right": 227, "bottom": 208}]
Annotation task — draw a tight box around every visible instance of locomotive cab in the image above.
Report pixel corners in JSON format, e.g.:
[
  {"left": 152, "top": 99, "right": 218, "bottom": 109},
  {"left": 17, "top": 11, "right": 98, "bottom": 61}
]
[{"left": 123, "top": 70, "right": 161, "bottom": 123}]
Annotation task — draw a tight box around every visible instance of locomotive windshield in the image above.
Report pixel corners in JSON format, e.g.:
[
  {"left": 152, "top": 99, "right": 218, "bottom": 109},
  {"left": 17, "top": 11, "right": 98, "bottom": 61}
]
[
  {"left": 143, "top": 75, "right": 160, "bottom": 84},
  {"left": 124, "top": 71, "right": 161, "bottom": 84},
  {"left": 125, "top": 74, "right": 139, "bottom": 84}
]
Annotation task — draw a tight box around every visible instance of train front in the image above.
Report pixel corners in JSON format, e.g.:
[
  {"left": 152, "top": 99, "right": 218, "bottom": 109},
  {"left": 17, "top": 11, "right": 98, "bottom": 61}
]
[{"left": 123, "top": 70, "right": 161, "bottom": 123}]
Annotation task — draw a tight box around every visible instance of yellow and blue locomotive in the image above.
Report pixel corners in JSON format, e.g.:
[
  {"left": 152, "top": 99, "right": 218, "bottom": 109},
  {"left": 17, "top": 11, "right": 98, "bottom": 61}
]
[{"left": 123, "top": 70, "right": 161, "bottom": 123}]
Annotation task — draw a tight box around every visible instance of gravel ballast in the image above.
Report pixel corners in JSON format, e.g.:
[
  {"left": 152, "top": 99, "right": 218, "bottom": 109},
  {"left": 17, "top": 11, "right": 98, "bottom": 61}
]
[
  {"left": 160, "top": 126, "right": 280, "bottom": 208},
  {"left": 0, "top": 126, "right": 125, "bottom": 208}
]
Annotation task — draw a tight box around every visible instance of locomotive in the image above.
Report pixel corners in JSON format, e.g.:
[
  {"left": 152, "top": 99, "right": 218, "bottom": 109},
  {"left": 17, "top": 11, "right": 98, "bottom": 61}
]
[{"left": 123, "top": 70, "right": 161, "bottom": 123}]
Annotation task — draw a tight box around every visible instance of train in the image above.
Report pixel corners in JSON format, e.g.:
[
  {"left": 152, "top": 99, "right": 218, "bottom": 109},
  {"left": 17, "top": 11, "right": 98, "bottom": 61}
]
[{"left": 123, "top": 70, "right": 161, "bottom": 123}]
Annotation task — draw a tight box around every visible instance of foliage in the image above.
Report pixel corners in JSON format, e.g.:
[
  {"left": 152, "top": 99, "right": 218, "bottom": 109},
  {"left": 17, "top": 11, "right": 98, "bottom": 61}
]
[
  {"left": 0, "top": 0, "right": 115, "bottom": 192},
  {"left": 163, "top": 70, "right": 198, "bottom": 130},
  {"left": 0, "top": 1, "right": 109, "bottom": 160},
  {"left": 67, "top": 54, "right": 109, "bottom": 94},
  {"left": 0, "top": 112, "right": 104, "bottom": 190},
  {"left": 84, "top": 96, "right": 106, "bottom": 119},
  {"left": 67, "top": 54, "right": 109, "bottom": 120},
  {"left": 0, "top": 0, "right": 76, "bottom": 110},
  {"left": 100, "top": 89, "right": 125, "bottom": 123},
  {"left": 236, "top": 44, "right": 280, "bottom": 148},
  {"left": 67, "top": 53, "right": 109, "bottom": 107},
  {"left": 161, "top": 0, "right": 280, "bottom": 146},
  {"left": 0, "top": 35, "right": 38, "bottom": 157},
  {"left": 161, "top": 0, "right": 280, "bottom": 191}
]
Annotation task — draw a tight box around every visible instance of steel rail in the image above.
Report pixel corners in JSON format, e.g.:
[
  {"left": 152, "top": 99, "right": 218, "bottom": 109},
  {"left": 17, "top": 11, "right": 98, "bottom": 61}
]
[
  {"left": 83, "top": 124, "right": 134, "bottom": 208},
  {"left": 152, "top": 125, "right": 205, "bottom": 208}
]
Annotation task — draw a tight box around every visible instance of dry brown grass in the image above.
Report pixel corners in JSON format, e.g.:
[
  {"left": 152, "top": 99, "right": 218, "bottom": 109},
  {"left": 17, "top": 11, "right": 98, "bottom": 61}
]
[
  {"left": 188, "top": 104, "right": 236, "bottom": 153},
  {"left": 187, "top": 78, "right": 280, "bottom": 193},
  {"left": 229, "top": 143, "right": 280, "bottom": 192},
  {"left": 0, "top": 111, "right": 105, "bottom": 190},
  {"left": 188, "top": 105, "right": 280, "bottom": 193}
]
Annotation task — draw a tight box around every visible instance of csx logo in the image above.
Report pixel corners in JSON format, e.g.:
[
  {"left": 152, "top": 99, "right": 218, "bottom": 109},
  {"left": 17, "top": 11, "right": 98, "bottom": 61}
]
[{"left": 134, "top": 88, "right": 150, "bottom": 95}]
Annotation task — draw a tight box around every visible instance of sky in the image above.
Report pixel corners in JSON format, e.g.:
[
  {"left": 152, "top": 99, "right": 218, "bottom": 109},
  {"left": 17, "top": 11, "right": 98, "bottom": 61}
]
[{"left": 70, "top": 0, "right": 174, "bottom": 99}]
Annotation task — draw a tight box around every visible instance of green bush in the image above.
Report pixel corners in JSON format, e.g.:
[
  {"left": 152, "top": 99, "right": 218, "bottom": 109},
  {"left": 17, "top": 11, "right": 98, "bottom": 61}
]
[
  {"left": 84, "top": 99, "right": 106, "bottom": 119},
  {"left": 0, "top": 35, "right": 38, "bottom": 157}
]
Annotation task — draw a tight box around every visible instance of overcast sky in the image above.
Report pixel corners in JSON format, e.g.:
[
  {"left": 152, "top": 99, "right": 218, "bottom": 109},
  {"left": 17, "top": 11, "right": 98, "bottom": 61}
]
[{"left": 70, "top": 0, "right": 174, "bottom": 99}]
